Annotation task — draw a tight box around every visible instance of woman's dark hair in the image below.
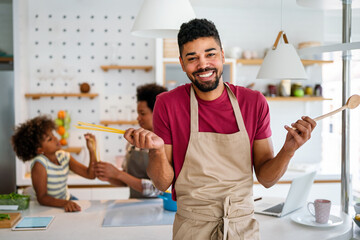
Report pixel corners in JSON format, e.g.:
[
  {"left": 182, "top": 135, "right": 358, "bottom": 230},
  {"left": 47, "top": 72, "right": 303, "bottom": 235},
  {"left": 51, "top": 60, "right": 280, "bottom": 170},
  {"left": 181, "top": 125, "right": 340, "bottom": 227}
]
[
  {"left": 136, "top": 83, "right": 167, "bottom": 111},
  {"left": 11, "top": 115, "right": 55, "bottom": 162},
  {"left": 177, "top": 18, "right": 222, "bottom": 57}
]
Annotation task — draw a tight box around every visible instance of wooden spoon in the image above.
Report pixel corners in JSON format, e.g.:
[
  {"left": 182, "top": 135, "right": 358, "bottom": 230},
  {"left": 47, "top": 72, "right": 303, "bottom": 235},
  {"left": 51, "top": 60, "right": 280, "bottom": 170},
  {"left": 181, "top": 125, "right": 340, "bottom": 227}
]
[
  {"left": 291, "top": 94, "right": 360, "bottom": 130},
  {"left": 313, "top": 94, "right": 360, "bottom": 121}
]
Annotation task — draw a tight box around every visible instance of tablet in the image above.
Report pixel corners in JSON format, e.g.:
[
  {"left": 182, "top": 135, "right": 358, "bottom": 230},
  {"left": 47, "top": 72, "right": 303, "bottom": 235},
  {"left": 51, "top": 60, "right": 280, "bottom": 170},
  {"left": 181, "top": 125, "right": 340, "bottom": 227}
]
[{"left": 12, "top": 216, "right": 54, "bottom": 231}]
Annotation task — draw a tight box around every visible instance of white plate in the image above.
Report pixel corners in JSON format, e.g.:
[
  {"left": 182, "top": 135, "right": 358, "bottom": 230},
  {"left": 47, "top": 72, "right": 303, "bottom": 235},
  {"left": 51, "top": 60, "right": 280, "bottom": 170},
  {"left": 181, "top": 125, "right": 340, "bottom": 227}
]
[{"left": 291, "top": 213, "right": 343, "bottom": 228}]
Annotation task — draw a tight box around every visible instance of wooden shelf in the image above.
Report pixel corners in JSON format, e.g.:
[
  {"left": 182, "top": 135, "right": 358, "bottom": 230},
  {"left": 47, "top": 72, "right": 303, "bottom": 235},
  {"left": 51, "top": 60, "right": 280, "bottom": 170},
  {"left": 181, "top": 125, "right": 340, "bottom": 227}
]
[
  {"left": 236, "top": 59, "right": 264, "bottom": 65},
  {"left": 62, "top": 147, "right": 82, "bottom": 154},
  {"left": 100, "top": 65, "right": 153, "bottom": 72},
  {"left": 25, "top": 93, "right": 99, "bottom": 100},
  {"left": 265, "top": 97, "right": 332, "bottom": 101},
  {"left": 0, "top": 57, "right": 13, "bottom": 63},
  {"left": 236, "top": 58, "right": 333, "bottom": 66},
  {"left": 100, "top": 120, "right": 138, "bottom": 126},
  {"left": 300, "top": 59, "right": 334, "bottom": 65}
]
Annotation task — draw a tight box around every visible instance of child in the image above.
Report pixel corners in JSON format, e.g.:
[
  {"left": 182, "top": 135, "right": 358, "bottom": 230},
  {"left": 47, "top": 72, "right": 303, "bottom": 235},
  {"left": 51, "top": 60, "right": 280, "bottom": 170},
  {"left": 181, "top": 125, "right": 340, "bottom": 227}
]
[
  {"left": 11, "top": 115, "right": 97, "bottom": 212},
  {"left": 94, "top": 83, "right": 167, "bottom": 198}
]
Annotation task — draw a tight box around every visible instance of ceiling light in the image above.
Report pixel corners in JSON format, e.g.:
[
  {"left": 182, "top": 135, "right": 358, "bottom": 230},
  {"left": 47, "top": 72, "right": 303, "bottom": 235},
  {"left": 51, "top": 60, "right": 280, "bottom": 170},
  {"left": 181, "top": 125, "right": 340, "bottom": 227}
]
[
  {"left": 131, "top": 0, "right": 196, "bottom": 39},
  {"left": 257, "top": 31, "right": 308, "bottom": 80}
]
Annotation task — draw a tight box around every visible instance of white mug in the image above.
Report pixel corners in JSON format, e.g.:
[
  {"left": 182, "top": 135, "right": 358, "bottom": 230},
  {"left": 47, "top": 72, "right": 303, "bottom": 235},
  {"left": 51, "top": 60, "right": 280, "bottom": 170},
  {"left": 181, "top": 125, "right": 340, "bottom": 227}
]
[
  {"left": 307, "top": 199, "right": 331, "bottom": 224},
  {"left": 354, "top": 202, "right": 360, "bottom": 214}
]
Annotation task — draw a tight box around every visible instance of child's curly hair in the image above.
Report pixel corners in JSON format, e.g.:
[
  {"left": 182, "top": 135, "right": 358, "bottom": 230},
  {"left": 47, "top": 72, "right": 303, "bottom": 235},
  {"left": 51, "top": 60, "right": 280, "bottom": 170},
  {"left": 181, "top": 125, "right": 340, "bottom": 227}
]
[
  {"left": 136, "top": 83, "right": 167, "bottom": 111},
  {"left": 11, "top": 115, "right": 56, "bottom": 162}
]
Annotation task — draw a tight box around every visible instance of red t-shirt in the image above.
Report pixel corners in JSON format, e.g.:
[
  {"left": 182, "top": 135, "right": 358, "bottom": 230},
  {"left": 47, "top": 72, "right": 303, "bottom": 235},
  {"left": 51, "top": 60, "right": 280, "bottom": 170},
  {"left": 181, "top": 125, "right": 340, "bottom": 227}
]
[{"left": 153, "top": 83, "right": 272, "bottom": 199}]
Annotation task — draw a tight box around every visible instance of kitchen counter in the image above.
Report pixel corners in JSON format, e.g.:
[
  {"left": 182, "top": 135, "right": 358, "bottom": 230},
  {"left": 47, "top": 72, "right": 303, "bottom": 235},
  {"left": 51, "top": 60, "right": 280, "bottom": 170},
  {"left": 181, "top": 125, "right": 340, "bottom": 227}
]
[{"left": 0, "top": 199, "right": 353, "bottom": 240}]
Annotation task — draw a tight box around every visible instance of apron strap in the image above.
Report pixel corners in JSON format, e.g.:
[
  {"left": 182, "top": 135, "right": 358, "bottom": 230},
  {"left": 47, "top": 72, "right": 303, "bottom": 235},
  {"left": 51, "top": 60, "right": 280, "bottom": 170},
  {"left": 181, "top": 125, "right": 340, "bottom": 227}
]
[
  {"left": 190, "top": 83, "right": 247, "bottom": 134},
  {"left": 190, "top": 86, "right": 199, "bottom": 133},
  {"left": 224, "top": 83, "right": 247, "bottom": 134}
]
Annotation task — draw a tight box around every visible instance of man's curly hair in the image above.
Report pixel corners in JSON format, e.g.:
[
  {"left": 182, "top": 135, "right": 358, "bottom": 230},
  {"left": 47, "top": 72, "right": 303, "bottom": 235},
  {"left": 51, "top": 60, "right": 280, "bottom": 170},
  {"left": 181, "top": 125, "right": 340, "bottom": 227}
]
[
  {"left": 136, "top": 83, "right": 167, "bottom": 111},
  {"left": 177, "top": 18, "right": 222, "bottom": 58},
  {"left": 11, "top": 115, "right": 56, "bottom": 162}
]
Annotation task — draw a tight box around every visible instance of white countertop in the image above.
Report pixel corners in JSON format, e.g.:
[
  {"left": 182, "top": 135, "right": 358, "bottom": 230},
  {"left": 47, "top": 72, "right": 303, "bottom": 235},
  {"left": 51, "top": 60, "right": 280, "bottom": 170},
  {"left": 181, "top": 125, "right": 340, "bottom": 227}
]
[{"left": 0, "top": 200, "right": 353, "bottom": 240}]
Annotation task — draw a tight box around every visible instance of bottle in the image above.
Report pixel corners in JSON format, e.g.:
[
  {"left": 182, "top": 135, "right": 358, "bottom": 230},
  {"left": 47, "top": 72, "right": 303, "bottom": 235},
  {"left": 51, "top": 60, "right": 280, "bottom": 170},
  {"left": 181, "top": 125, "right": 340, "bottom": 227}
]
[{"left": 314, "top": 84, "right": 323, "bottom": 97}]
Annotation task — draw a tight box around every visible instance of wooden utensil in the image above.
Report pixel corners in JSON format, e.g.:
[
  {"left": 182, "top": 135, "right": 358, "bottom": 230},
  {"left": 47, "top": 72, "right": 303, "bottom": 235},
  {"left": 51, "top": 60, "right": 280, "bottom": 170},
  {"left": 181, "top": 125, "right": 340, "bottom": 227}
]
[
  {"left": 313, "top": 94, "right": 360, "bottom": 121},
  {"left": 291, "top": 94, "right": 360, "bottom": 131},
  {"left": 0, "top": 212, "right": 21, "bottom": 228}
]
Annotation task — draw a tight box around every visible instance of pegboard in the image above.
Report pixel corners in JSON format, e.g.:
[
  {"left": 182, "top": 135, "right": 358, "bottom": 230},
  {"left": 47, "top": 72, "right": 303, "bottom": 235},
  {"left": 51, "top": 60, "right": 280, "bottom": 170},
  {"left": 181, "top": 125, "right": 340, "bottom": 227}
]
[{"left": 17, "top": 0, "right": 155, "bottom": 175}]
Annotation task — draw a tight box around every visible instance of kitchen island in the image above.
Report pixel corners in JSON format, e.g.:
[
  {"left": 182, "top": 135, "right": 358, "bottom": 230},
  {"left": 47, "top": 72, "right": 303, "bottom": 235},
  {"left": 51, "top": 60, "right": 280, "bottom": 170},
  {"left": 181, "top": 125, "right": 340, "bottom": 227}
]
[{"left": 0, "top": 199, "right": 353, "bottom": 240}]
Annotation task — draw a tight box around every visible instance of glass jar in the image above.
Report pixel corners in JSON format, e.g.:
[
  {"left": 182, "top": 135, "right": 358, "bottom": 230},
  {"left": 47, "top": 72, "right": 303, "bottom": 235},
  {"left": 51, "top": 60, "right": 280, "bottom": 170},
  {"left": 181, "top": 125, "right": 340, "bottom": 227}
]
[
  {"left": 314, "top": 84, "right": 322, "bottom": 97},
  {"left": 291, "top": 83, "right": 304, "bottom": 97},
  {"left": 304, "top": 85, "right": 314, "bottom": 96}
]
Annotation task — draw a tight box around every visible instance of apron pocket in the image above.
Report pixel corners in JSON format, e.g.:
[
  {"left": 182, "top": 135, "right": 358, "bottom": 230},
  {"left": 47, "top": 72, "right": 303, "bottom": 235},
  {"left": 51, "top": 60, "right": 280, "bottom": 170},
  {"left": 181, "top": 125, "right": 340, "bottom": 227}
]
[
  {"left": 234, "top": 218, "right": 259, "bottom": 240},
  {"left": 173, "top": 213, "right": 221, "bottom": 240}
]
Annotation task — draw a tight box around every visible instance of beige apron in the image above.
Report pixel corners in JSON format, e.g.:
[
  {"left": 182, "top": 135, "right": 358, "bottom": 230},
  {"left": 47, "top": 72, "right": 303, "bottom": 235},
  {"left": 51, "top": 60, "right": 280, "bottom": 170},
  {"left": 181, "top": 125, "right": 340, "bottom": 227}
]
[{"left": 173, "top": 83, "right": 259, "bottom": 240}]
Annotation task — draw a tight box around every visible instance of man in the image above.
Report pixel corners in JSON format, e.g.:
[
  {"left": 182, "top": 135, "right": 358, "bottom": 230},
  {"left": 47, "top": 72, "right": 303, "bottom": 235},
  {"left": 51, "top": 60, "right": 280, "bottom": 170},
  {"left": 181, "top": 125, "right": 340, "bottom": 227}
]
[{"left": 124, "top": 19, "right": 316, "bottom": 239}]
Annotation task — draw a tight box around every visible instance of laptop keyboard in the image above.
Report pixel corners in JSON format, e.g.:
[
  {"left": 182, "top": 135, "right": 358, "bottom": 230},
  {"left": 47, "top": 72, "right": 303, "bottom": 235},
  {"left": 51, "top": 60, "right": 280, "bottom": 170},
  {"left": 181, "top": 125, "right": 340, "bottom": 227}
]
[{"left": 263, "top": 202, "right": 285, "bottom": 213}]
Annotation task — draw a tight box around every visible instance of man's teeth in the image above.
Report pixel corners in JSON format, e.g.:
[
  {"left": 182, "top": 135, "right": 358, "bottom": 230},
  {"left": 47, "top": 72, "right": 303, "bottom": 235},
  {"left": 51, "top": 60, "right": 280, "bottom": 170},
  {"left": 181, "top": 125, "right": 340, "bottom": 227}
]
[{"left": 199, "top": 72, "right": 213, "bottom": 78}]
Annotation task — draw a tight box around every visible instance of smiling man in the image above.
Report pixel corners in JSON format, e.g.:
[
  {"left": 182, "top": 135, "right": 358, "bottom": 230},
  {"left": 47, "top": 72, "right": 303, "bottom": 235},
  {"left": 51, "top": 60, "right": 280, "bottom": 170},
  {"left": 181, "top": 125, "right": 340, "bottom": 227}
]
[{"left": 124, "top": 18, "right": 316, "bottom": 239}]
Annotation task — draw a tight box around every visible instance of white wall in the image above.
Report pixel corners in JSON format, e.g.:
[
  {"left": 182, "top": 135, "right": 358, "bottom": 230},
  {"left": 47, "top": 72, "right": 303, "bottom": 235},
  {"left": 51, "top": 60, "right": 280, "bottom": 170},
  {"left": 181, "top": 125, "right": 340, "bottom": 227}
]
[{"left": 14, "top": 0, "right": 156, "bottom": 185}]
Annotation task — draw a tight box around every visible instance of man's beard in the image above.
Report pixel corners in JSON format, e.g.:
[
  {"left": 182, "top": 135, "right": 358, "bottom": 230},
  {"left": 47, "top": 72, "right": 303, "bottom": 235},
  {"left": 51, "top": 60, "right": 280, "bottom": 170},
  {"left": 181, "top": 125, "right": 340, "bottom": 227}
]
[{"left": 188, "top": 68, "right": 223, "bottom": 92}]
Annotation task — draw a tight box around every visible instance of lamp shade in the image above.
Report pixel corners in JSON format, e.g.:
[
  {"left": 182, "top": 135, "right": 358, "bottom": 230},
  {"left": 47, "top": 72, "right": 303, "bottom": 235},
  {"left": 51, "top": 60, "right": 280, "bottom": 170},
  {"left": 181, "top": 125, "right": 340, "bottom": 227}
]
[
  {"left": 257, "top": 32, "right": 307, "bottom": 80},
  {"left": 131, "top": 0, "right": 196, "bottom": 39}
]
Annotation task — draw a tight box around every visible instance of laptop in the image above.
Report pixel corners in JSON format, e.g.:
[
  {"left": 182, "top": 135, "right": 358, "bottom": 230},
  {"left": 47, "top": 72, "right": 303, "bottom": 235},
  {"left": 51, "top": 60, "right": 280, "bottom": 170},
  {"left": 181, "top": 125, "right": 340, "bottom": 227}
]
[{"left": 254, "top": 171, "right": 316, "bottom": 217}]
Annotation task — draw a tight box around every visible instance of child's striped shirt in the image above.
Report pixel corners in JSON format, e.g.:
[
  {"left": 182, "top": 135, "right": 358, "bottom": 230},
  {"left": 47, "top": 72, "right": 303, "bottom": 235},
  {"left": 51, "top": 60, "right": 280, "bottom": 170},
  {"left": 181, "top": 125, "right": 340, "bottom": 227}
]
[{"left": 31, "top": 150, "right": 70, "bottom": 200}]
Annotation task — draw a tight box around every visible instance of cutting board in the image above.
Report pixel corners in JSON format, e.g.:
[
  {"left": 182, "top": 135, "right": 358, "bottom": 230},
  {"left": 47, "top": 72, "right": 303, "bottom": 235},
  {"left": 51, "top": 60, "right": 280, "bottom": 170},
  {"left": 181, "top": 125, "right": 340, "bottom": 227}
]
[{"left": 0, "top": 213, "right": 21, "bottom": 228}]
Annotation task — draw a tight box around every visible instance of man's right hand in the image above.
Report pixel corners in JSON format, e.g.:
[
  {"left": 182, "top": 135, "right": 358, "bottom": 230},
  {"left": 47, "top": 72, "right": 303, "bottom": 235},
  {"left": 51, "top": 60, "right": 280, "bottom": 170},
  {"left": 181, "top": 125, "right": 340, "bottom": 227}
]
[{"left": 124, "top": 128, "right": 164, "bottom": 150}]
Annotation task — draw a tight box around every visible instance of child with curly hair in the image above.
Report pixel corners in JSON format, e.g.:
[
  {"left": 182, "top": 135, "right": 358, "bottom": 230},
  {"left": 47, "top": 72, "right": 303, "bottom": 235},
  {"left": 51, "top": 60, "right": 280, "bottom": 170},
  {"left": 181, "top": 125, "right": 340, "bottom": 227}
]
[{"left": 11, "top": 115, "right": 97, "bottom": 212}]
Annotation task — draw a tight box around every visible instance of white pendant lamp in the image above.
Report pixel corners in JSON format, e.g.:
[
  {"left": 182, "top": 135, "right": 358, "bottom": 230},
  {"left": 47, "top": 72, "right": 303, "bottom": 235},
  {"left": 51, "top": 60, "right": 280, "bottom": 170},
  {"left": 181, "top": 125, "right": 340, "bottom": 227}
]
[
  {"left": 131, "top": 0, "right": 196, "bottom": 39},
  {"left": 257, "top": 31, "right": 308, "bottom": 80}
]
